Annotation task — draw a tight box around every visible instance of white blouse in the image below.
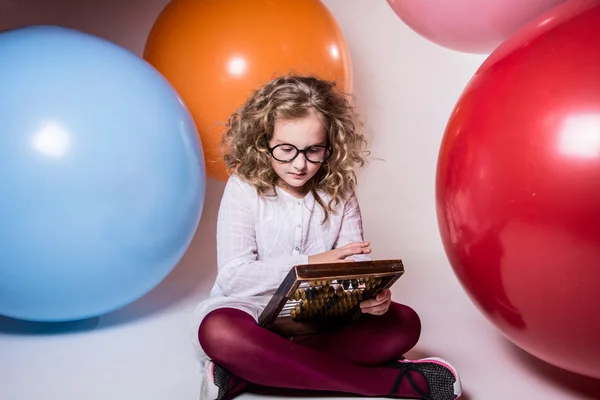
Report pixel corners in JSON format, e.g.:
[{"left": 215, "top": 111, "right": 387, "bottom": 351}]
[{"left": 189, "top": 174, "right": 370, "bottom": 361}]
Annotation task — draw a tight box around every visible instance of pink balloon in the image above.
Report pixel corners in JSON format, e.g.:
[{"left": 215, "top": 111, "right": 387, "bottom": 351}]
[{"left": 386, "top": 0, "right": 567, "bottom": 53}]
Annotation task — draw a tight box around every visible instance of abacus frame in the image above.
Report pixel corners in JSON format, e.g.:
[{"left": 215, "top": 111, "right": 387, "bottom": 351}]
[{"left": 258, "top": 259, "right": 404, "bottom": 337}]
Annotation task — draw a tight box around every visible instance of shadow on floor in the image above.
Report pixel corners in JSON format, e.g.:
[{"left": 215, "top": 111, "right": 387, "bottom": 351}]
[{"left": 503, "top": 339, "right": 600, "bottom": 399}]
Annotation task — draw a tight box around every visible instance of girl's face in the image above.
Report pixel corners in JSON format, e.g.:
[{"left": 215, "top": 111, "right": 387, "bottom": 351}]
[{"left": 269, "top": 109, "right": 328, "bottom": 197}]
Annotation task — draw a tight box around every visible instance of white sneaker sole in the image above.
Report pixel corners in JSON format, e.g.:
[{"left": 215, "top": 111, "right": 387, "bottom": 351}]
[{"left": 199, "top": 360, "right": 219, "bottom": 400}]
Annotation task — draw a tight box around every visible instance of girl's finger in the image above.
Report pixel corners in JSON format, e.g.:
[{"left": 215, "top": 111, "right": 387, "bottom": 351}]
[
  {"left": 360, "top": 299, "right": 377, "bottom": 309},
  {"left": 376, "top": 289, "right": 391, "bottom": 301},
  {"left": 360, "top": 297, "right": 384, "bottom": 309},
  {"left": 362, "top": 303, "right": 389, "bottom": 315},
  {"left": 366, "top": 299, "right": 391, "bottom": 314},
  {"left": 340, "top": 247, "right": 358, "bottom": 257},
  {"left": 341, "top": 241, "right": 369, "bottom": 249}
]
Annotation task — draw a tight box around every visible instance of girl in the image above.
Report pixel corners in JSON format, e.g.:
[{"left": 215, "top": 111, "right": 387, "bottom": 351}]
[{"left": 190, "top": 76, "right": 462, "bottom": 400}]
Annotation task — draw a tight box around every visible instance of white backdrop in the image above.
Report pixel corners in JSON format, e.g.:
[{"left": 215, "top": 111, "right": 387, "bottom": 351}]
[{"left": 2, "top": 1, "right": 599, "bottom": 399}]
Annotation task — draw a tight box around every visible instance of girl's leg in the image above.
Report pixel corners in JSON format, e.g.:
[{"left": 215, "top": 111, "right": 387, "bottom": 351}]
[
  {"left": 290, "top": 302, "right": 421, "bottom": 366},
  {"left": 198, "top": 307, "right": 460, "bottom": 400}
]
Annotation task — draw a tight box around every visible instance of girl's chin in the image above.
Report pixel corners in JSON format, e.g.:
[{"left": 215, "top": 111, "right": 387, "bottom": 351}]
[
  {"left": 278, "top": 175, "right": 311, "bottom": 189},
  {"left": 282, "top": 178, "right": 305, "bottom": 188}
]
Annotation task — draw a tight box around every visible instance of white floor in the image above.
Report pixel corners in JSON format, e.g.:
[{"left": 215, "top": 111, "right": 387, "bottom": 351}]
[{"left": 2, "top": 185, "right": 600, "bottom": 400}]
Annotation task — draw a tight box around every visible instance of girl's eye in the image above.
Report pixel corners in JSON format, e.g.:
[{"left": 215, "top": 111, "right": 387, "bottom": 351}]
[{"left": 280, "top": 147, "right": 294, "bottom": 153}]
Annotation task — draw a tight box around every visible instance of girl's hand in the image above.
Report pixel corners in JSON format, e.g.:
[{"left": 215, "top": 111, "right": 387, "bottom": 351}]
[
  {"left": 360, "top": 289, "right": 392, "bottom": 316},
  {"left": 308, "top": 242, "right": 371, "bottom": 264}
]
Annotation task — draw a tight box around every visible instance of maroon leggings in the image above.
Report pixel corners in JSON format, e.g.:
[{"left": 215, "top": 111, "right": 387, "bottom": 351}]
[{"left": 198, "top": 302, "right": 428, "bottom": 398}]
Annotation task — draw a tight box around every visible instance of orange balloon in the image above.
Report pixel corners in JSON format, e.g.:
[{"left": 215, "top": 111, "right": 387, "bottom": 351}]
[{"left": 144, "top": 0, "right": 353, "bottom": 181}]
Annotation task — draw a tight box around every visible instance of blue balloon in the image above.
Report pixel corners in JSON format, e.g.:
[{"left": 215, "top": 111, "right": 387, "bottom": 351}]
[{"left": 0, "top": 26, "right": 205, "bottom": 322}]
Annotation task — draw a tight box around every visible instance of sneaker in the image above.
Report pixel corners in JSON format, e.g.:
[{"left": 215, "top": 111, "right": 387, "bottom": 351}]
[
  {"left": 387, "top": 357, "right": 462, "bottom": 400},
  {"left": 199, "top": 359, "right": 246, "bottom": 400}
]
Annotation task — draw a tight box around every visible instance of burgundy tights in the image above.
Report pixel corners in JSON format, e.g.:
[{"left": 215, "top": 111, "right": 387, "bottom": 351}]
[{"left": 198, "top": 302, "right": 428, "bottom": 398}]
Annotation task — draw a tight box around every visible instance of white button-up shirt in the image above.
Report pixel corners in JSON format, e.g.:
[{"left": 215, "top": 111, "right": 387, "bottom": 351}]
[{"left": 190, "top": 174, "right": 369, "bottom": 360}]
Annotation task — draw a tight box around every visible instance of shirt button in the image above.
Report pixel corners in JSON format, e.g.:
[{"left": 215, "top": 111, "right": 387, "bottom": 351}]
[
  {"left": 296, "top": 201, "right": 301, "bottom": 205},
  {"left": 297, "top": 224, "right": 301, "bottom": 228},
  {"left": 295, "top": 247, "right": 300, "bottom": 251}
]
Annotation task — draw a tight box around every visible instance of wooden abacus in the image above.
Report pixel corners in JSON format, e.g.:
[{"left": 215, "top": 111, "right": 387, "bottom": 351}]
[{"left": 258, "top": 259, "right": 404, "bottom": 337}]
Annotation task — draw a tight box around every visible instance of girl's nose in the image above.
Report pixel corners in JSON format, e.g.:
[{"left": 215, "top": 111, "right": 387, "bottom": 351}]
[{"left": 292, "top": 152, "right": 307, "bottom": 170}]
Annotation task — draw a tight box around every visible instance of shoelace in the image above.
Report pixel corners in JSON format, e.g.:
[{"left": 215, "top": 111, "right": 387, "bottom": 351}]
[{"left": 388, "top": 361, "right": 431, "bottom": 399}]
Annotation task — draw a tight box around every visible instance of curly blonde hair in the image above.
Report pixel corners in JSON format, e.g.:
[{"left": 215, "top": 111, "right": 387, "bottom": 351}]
[{"left": 222, "top": 75, "right": 368, "bottom": 222}]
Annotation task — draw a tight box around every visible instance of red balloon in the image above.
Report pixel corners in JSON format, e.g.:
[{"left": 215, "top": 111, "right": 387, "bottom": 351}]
[{"left": 436, "top": 0, "right": 600, "bottom": 379}]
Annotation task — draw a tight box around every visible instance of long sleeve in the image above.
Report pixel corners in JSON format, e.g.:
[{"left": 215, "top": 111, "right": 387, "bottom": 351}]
[
  {"left": 214, "top": 178, "right": 308, "bottom": 298},
  {"left": 333, "top": 191, "right": 372, "bottom": 262}
]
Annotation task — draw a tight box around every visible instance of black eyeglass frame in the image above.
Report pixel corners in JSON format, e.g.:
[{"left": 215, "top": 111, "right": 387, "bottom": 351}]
[{"left": 267, "top": 143, "right": 333, "bottom": 164}]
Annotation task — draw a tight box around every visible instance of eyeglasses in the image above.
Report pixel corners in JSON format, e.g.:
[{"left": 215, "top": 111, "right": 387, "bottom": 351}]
[{"left": 267, "top": 143, "right": 332, "bottom": 163}]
